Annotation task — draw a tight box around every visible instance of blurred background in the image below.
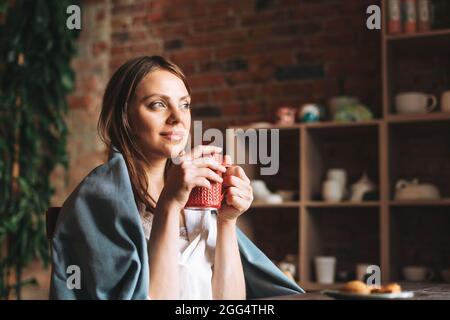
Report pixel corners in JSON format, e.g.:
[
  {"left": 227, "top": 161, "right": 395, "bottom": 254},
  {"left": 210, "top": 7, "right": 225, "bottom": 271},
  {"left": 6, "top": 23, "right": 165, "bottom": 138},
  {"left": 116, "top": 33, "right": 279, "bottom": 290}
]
[{"left": 1, "top": 0, "right": 450, "bottom": 299}]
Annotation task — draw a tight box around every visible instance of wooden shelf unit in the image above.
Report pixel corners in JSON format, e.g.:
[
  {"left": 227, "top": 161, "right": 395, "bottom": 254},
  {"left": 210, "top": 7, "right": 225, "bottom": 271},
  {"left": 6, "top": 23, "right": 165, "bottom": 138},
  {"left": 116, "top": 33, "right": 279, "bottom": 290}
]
[
  {"left": 389, "top": 199, "right": 450, "bottom": 207},
  {"left": 305, "top": 201, "right": 380, "bottom": 208},
  {"left": 251, "top": 201, "right": 301, "bottom": 208},
  {"left": 227, "top": 1, "right": 450, "bottom": 290},
  {"left": 386, "top": 28, "right": 450, "bottom": 41}
]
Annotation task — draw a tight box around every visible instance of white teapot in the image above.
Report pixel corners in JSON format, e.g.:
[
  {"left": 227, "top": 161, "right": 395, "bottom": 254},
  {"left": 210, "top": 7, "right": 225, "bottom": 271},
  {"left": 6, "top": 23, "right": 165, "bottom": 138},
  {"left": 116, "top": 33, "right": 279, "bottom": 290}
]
[{"left": 395, "top": 178, "right": 441, "bottom": 200}]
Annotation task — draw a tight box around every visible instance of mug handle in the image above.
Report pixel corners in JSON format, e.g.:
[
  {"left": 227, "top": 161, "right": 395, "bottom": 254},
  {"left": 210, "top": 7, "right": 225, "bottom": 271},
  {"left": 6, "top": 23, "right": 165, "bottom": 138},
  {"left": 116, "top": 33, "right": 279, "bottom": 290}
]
[
  {"left": 426, "top": 269, "right": 435, "bottom": 281},
  {"left": 427, "top": 95, "right": 437, "bottom": 112}
]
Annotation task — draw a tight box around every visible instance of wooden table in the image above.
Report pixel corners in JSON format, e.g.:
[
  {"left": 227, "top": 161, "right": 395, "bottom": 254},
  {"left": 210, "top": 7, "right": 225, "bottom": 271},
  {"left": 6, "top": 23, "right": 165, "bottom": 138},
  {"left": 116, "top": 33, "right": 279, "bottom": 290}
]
[{"left": 261, "top": 283, "right": 450, "bottom": 300}]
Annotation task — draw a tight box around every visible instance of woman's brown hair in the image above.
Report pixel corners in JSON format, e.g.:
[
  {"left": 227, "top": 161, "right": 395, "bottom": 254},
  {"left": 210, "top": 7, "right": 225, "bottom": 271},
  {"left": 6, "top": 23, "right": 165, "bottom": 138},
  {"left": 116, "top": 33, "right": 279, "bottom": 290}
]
[{"left": 97, "top": 55, "right": 191, "bottom": 212}]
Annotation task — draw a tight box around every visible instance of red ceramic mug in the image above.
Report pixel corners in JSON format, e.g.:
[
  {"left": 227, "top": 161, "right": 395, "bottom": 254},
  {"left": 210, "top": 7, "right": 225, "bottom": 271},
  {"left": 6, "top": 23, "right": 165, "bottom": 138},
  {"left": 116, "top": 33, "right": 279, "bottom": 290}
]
[{"left": 185, "top": 153, "right": 228, "bottom": 210}]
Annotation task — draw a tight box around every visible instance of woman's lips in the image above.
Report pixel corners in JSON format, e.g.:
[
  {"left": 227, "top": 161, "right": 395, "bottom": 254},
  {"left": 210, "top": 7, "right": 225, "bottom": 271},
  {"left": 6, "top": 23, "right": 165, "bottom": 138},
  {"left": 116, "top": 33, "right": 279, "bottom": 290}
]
[{"left": 160, "top": 131, "right": 185, "bottom": 141}]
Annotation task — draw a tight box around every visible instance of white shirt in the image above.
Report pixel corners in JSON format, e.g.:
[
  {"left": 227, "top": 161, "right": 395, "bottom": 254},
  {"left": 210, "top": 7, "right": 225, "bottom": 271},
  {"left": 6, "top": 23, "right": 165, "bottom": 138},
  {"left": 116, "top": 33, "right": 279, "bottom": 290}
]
[{"left": 138, "top": 204, "right": 217, "bottom": 300}]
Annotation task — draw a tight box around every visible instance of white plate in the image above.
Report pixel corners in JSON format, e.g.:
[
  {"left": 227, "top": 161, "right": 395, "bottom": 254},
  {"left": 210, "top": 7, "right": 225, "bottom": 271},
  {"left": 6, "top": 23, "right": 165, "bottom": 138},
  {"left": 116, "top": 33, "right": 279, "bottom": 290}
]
[{"left": 322, "top": 289, "right": 414, "bottom": 300}]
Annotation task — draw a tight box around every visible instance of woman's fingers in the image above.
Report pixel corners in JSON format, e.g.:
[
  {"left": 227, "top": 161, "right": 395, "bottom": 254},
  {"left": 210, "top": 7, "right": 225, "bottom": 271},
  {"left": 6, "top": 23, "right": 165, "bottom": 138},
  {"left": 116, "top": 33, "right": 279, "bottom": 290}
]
[
  {"left": 226, "top": 186, "right": 253, "bottom": 201},
  {"left": 225, "top": 194, "right": 248, "bottom": 212},
  {"left": 188, "top": 145, "right": 223, "bottom": 159},
  {"left": 226, "top": 165, "right": 250, "bottom": 183},
  {"left": 223, "top": 154, "right": 232, "bottom": 166},
  {"left": 223, "top": 175, "right": 252, "bottom": 192},
  {"left": 192, "top": 157, "right": 227, "bottom": 173},
  {"left": 195, "top": 168, "right": 223, "bottom": 183},
  {"left": 192, "top": 177, "right": 212, "bottom": 189}
]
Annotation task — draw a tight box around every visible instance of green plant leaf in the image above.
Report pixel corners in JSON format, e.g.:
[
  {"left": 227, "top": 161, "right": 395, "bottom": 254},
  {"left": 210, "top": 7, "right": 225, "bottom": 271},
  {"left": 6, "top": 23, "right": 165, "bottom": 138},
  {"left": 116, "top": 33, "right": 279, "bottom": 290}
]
[{"left": 0, "top": 0, "right": 78, "bottom": 299}]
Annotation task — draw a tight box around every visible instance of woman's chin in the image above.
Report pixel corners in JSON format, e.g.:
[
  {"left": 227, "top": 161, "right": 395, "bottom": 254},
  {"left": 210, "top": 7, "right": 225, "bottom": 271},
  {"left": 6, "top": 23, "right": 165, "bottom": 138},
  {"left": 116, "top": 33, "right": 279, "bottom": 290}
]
[{"left": 162, "top": 145, "right": 186, "bottom": 159}]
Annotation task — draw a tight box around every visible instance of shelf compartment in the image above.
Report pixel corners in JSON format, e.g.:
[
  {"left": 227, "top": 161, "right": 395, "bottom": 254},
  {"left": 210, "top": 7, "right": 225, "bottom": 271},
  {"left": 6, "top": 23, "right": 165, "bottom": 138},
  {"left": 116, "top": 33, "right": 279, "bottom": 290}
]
[
  {"left": 242, "top": 207, "right": 299, "bottom": 276},
  {"left": 387, "top": 29, "right": 450, "bottom": 55},
  {"left": 385, "top": 46, "right": 450, "bottom": 116},
  {"left": 390, "top": 207, "right": 450, "bottom": 282},
  {"left": 388, "top": 121, "right": 450, "bottom": 201},
  {"left": 229, "top": 128, "right": 300, "bottom": 199},
  {"left": 301, "top": 207, "right": 380, "bottom": 285},
  {"left": 303, "top": 124, "right": 380, "bottom": 202}
]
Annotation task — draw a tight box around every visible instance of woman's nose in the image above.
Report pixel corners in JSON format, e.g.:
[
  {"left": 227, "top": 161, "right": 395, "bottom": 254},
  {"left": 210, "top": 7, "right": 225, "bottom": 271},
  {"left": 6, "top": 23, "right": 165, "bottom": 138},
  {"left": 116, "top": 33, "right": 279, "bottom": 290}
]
[{"left": 166, "top": 105, "right": 182, "bottom": 124}]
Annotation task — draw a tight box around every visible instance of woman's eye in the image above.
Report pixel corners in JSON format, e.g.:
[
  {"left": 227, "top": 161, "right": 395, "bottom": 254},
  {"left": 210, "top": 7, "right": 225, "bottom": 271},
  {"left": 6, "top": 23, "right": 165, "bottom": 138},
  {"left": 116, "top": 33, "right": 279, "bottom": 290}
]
[
  {"left": 181, "top": 103, "right": 191, "bottom": 109},
  {"left": 149, "top": 101, "right": 166, "bottom": 109}
]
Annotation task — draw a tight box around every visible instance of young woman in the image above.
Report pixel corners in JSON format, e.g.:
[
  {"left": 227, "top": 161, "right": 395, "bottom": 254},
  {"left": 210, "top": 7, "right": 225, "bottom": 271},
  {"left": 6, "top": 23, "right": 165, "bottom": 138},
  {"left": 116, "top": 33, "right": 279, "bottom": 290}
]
[{"left": 49, "top": 56, "right": 304, "bottom": 300}]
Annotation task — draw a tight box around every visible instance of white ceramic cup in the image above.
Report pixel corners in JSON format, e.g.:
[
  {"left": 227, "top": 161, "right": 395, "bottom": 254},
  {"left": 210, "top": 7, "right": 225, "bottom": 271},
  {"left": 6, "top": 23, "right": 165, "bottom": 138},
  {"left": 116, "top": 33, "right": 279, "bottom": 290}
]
[
  {"left": 356, "top": 263, "right": 372, "bottom": 282},
  {"left": 322, "top": 180, "right": 343, "bottom": 202},
  {"left": 403, "top": 266, "right": 434, "bottom": 282},
  {"left": 327, "top": 169, "right": 347, "bottom": 189},
  {"left": 395, "top": 92, "right": 437, "bottom": 114},
  {"left": 441, "top": 91, "right": 450, "bottom": 112},
  {"left": 315, "top": 256, "right": 337, "bottom": 284}
]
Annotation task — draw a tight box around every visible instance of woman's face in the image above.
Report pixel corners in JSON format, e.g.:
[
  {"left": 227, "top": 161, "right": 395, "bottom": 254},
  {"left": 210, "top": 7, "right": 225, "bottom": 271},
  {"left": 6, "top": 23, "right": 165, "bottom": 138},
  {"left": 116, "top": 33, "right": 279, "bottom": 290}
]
[{"left": 129, "top": 69, "right": 191, "bottom": 160}]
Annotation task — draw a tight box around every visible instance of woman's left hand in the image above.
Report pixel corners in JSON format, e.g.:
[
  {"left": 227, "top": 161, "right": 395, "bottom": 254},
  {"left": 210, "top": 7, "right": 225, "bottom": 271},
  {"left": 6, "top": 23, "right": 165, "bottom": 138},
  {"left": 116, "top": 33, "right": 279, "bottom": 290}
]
[{"left": 217, "top": 155, "right": 253, "bottom": 222}]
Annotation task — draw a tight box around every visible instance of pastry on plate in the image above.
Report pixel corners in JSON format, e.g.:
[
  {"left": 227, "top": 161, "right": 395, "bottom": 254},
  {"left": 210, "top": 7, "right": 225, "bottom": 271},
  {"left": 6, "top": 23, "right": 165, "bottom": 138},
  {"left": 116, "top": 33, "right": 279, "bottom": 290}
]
[
  {"left": 371, "top": 283, "right": 402, "bottom": 294},
  {"left": 341, "top": 280, "right": 371, "bottom": 295}
]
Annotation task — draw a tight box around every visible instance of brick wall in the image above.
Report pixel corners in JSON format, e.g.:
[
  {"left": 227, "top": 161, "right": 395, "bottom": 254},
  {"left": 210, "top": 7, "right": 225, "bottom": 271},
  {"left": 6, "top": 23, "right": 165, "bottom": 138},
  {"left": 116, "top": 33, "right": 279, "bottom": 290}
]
[
  {"left": 50, "top": 0, "right": 111, "bottom": 206},
  {"left": 109, "top": 0, "right": 381, "bottom": 124}
]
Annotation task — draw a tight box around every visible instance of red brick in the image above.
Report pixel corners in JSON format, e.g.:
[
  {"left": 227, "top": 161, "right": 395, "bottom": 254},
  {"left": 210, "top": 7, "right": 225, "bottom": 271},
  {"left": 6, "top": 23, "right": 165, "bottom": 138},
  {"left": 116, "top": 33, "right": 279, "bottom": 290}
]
[
  {"left": 224, "top": 72, "right": 255, "bottom": 86},
  {"left": 153, "top": 24, "right": 190, "bottom": 38},
  {"left": 190, "top": 5, "right": 209, "bottom": 18},
  {"left": 132, "top": 14, "right": 148, "bottom": 26},
  {"left": 112, "top": 2, "right": 147, "bottom": 15},
  {"left": 110, "top": 44, "right": 129, "bottom": 55},
  {"left": 186, "top": 33, "right": 219, "bottom": 47},
  {"left": 168, "top": 48, "right": 214, "bottom": 63},
  {"left": 190, "top": 91, "right": 210, "bottom": 104},
  {"left": 323, "top": 47, "right": 356, "bottom": 61},
  {"left": 192, "top": 17, "right": 238, "bottom": 33},
  {"left": 147, "top": 11, "right": 165, "bottom": 23},
  {"left": 130, "top": 42, "right": 161, "bottom": 55},
  {"left": 82, "top": 0, "right": 106, "bottom": 4},
  {"left": 211, "top": 89, "right": 234, "bottom": 102},
  {"left": 241, "top": 10, "right": 284, "bottom": 27},
  {"left": 111, "top": 16, "right": 130, "bottom": 29},
  {"left": 222, "top": 103, "right": 243, "bottom": 116},
  {"left": 67, "top": 94, "right": 95, "bottom": 110},
  {"left": 234, "top": 86, "right": 257, "bottom": 100},
  {"left": 188, "top": 73, "right": 226, "bottom": 89},
  {"left": 96, "top": 10, "right": 106, "bottom": 22},
  {"left": 92, "top": 41, "right": 107, "bottom": 56},
  {"left": 77, "top": 75, "right": 99, "bottom": 92},
  {"left": 243, "top": 103, "right": 264, "bottom": 115}
]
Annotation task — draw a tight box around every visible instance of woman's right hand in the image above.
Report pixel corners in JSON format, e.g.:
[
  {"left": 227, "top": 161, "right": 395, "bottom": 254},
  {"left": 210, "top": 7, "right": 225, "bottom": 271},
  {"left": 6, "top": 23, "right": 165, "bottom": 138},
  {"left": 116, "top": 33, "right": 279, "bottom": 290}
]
[{"left": 159, "top": 145, "right": 227, "bottom": 211}]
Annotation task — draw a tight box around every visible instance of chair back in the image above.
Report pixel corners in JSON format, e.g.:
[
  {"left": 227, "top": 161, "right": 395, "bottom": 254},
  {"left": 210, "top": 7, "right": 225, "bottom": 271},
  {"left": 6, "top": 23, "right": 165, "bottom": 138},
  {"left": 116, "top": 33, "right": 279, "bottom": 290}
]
[{"left": 46, "top": 207, "right": 61, "bottom": 240}]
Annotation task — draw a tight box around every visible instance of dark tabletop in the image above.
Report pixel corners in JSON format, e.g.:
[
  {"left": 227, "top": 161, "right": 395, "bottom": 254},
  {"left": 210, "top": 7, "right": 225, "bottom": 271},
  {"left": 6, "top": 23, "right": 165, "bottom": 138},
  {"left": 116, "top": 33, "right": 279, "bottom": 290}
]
[{"left": 260, "top": 283, "right": 450, "bottom": 300}]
